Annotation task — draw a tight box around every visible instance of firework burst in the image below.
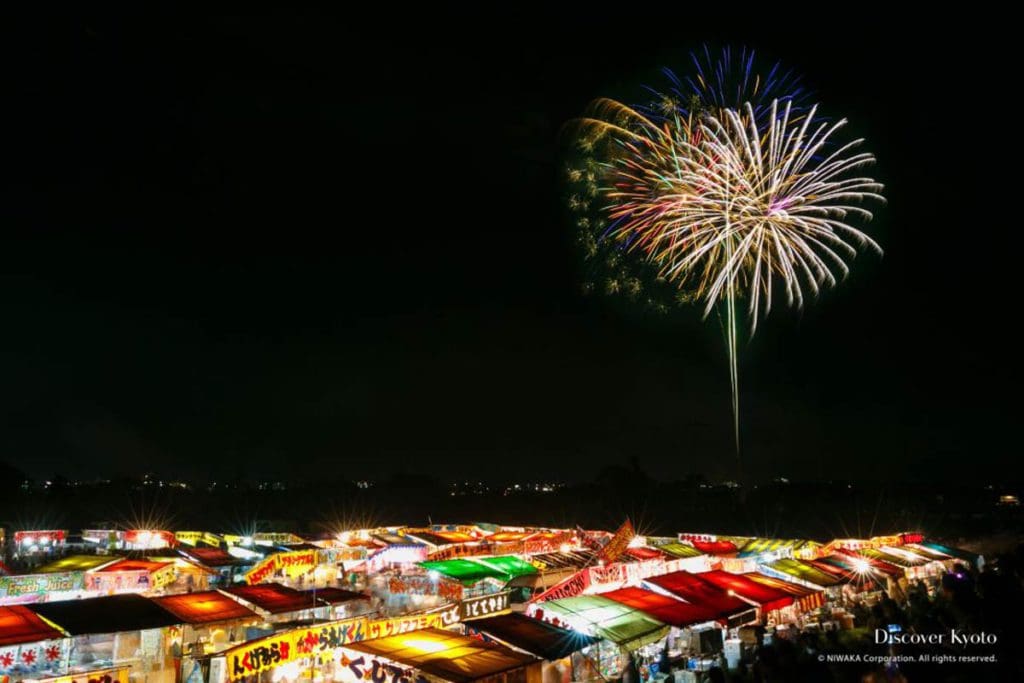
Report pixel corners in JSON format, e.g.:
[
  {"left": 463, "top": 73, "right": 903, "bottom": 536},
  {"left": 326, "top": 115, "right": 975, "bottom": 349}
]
[{"left": 568, "top": 52, "right": 884, "bottom": 457}]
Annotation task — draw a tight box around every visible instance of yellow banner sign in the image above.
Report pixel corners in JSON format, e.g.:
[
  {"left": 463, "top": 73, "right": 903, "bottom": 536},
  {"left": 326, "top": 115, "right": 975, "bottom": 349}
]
[
  {"left": 227, "top": 618, "right": 367, "bottom": 680},
  {"left": 244, "top": 550, "right": 318, "bottom": 584},
  {"left": 364, "top": 612, "right": 445, "bottom": 640}
]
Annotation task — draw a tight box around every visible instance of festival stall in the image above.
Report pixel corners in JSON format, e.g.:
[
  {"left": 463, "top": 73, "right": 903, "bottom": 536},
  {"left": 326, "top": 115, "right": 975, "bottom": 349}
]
[
  {"left": 528, "top": 594, "right": 668, "bottom": 678},
  {"left": 0, "top": 606, "right": 69, "bottom": 681},
  {"left": 26, "top": 594, "right": 181, "bottom": 683},
  {"left": 85, "top": 559, "right": 177, "bottom": 596},
  {"left": 463, "top": 613, "right": 598, "bottom": 683},
  {"left": 341, "top": 627, "right": 540, "bottom": 683},
  {"left": 643, "top": 572, "right": 756, "bottom": 626}
]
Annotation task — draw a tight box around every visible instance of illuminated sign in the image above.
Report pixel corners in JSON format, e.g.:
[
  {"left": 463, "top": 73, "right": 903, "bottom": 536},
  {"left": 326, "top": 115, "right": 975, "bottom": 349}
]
[
  {"left": 679, "top": 533, "right": 718, "bottom": 543},
  {"left": 14, "top": 530, "right": 66, "bottom": 546},
  {"left": 598, "top": 520, "right": 635, "bottom": 565},
  {"left": 0, "top": 572, "right": 84, "bottom": 599},
  {"left": 459, "top": 591, "right": 510, "bottom": 620},
  {"left": 364, "top": 611, "right": 453, "bottom": 640},
  {"left": 123, "top": 530, "right": 176, "bottom": 549},
  {"left": 226, "top": 618, "right": 367, "bottom": 680},
  {"left": 899, "top": 533, "right": 924, "bottom": 545},
  {"left": 244, "top": 550, "right": 317, "bottom": 585},
  {"left": 336, "top": 652, "right": 428, "bottom": 683},
  {"left": 386, "top": 575, "right": 463, "bottom": 602},
  {"left": 529, "top": 569, "right": 590, "bottom": 603}
]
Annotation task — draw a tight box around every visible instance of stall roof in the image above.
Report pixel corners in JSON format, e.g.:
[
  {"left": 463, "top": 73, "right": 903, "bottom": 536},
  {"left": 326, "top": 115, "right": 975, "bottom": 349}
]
[
  {"left": 599, "top": 587, "right": 718, "bottom": 627},
  {"left": 420, "top": 556, "right": 536, "bottom": 584},
  {"left": 765, "top": 559, "right": 843, "bottom": 587},
  {"left": 743, "top": 573, "right": 817, "bottom": 596},
  {"left": 222, "top": 583, "right": 323, "bottom": 614},
  {"left": 152, "top": 591, "right": 259, "bottom": 624},
  {"left": 485, "top": 532, "right": 536, "bottom": 542},
  {"left": 0, "top": 606, "right": 67, "bottom": 646},
  {"left": 35, "top": 555, "right": 117, "bottom": 573},
  {"left": 179, "top": 547, "right": 243, "bottom": 567},
  {"left": 737, "top": 538, "right": 819, "bottom": 557},
  {"left": 915, "top": 542, "right": 977, "bottom": 563},
  {"left": 96, "top": 558, "right": 172, "bottom": 573},
  {"left": 299, "top": 588, "right": 370, "bottom": 605},
  {"left": 856, "top": 548, "right": 923, "bottom": 568},
  {"left": 804, "top": 559, "right": 855, "bottom": 584},
  {"left": 278, "top": 543, "right": 321, "bottom": 552},
  {"left": 527, "top": 551, "right": 594, "bottom": 570},
  {"left": 644, "top": 571, "right": 751, "bottom": 619},
  {"left": 817, "top": 554, "right": 901, "bottom": 581},
  {"left": 420, "top": 559, "right": 504, "bottom": 583},
  {"left": 405, "top": 531, "right": 477, "bottom": 547},
  {"left": 466, "top": 613, "right": 598, "bottom": 660},
  {"left": 835, "top": 551, "right": 904, "bottom": 578},
  {"left": 475, "top": 556, "right": 537, "bottom": 577},
  {"left": 28, "top": 594, "right": 179, "bottom": 635},
  {"left": 697, "top": 571, "right": 794, "bottom": 612},
  {"left": 900, "top": 545, "right": 950, "bottom": 562},
  {"left": 533, "top": 595, "right": 668, "bottom": 650},
  {"left": 653, "top": 543, "right": 702, "bottom": 559},
  {"left": 624, "top": 547, "right": 669, "bottom": 561},
  {"left": 690, "top": 540, "right": 738, "bottom": 556},
  {"left": 345, "top": 627, "right": 537, "bottom": 683}
]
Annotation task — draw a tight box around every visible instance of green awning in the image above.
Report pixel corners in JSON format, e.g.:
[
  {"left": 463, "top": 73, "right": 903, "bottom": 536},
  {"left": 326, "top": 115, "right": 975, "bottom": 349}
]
[
  {"left": 420, "top": 555, "right": 537, "bottom": 584},
  {"left": 534, "top": 595, "right": 668, "bottom": 651}
]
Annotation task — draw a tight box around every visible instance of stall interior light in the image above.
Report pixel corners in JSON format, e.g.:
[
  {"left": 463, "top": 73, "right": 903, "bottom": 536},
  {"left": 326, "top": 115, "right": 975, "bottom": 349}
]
[{"left": 401, "top": 638, "right": 448, "bottom": 654}]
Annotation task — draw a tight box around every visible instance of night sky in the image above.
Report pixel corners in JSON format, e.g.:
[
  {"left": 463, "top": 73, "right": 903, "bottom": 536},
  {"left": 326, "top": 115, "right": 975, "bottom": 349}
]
[{"left": 3, "top": 11, "right": 1016, "bottom": 485}]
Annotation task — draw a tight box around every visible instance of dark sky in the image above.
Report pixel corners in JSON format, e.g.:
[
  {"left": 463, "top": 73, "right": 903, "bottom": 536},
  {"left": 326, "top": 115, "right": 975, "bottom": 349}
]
[{"left": 2, "top": 10, "right": 1017, "bottom": 484}]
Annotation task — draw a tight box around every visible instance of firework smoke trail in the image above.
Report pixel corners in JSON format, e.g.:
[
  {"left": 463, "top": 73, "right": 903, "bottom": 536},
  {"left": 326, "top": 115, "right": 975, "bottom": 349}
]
[{"left": 571, "top": 89, "right": 884, "bottom": 458}]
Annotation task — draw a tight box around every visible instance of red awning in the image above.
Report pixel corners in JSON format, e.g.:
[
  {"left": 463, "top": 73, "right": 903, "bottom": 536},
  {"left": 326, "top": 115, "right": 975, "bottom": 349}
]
[
  {"left": 599, "top": 587, "right": 717, "bottom": 627},
  {"left": 644, "top": 571, "right": 750, "bottom": 619},
  {"left": 624, "top": 547, "right": 669, "bottom": 561},
  {"left": 697, "top": 571, "right": 794, "bottom": 612},
  {"left": 153, "top": 591, "right": 260, "bottom": 624},
  {"left": 222, "top": 583, "right": 323, "bottom": 614},
  {"left": 0, "top": 606, "right": 66, "bottom": 646},
  {"left": 691, "top": 540, "right": 738, "bottom": 556}
]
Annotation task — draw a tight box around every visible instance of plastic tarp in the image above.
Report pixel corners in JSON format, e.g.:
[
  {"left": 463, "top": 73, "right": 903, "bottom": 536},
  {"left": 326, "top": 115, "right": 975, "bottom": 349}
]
[
  {"left": 466, "top": 613, "right": 599, "bottom": 659},
  {"left": 420, "top": 556, "right": 536, "bottom": 584},
  {"left": 696, "top": 571, "right": 795, "bottom": 612},
  {"left": 28, "top": 594, "right": 179, "bottom": 635},
  {"left": 764, "top": 559, "right": 843, "bottom": 587},
  {"left": 222, "top": 583, "right": 324, "bottom": 614},
  {"left": 599, "top": 587, "right": 717, "bottom": 627},
  {"left": 153, "top": 591, "right": 259, "bottom": 624},
  {"left": 344, "top": 626, "right": 537, "bottom": 683},
  {"left": 533, "top": 595, "right": 668, "bottom": 650},
  {"left": 654, "top": 543, "right": 702, "bottom": 559},
  {"left": 644, "top": 571, "right": 751, "bottom": 619},
  {"left": 0, "top": 606, "right": 66, "bottom": 646}
]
